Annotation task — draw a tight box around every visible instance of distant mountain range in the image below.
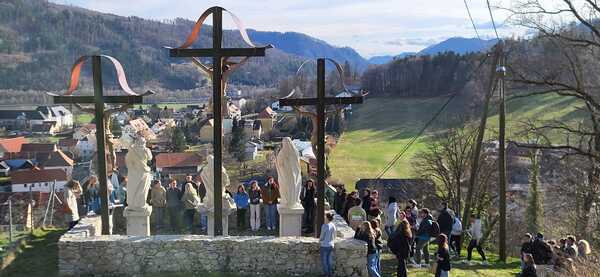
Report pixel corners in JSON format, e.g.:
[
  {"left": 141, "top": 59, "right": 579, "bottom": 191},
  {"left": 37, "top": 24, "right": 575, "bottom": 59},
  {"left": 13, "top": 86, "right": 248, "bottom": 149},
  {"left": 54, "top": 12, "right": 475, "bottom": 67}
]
[{"left": 367, "top": 37, "right": 498, "bottom": 65}]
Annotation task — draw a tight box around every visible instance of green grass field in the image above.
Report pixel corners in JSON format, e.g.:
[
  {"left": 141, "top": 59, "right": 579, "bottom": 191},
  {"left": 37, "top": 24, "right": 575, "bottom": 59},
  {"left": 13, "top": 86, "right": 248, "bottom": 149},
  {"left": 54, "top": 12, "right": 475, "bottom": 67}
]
[{"left": 329, "top": 93, "right": 585, "bottom": 186}]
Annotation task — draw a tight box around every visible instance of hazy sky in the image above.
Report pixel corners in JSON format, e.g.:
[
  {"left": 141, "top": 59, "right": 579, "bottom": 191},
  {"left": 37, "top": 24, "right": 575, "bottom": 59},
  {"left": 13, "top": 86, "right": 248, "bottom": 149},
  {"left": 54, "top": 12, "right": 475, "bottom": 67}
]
[{"left": 50, "top": 0, "right": 522, "bottom": 57}]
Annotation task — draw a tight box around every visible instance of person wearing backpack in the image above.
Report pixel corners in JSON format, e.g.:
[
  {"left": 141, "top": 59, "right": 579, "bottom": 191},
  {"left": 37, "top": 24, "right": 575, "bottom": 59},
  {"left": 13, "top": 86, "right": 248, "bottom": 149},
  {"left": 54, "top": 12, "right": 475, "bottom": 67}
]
[
  {"left": 437, "top": 202, "right": 454, "bottom": 239},
  {"left": 450, "top": 217, "right": 463, "bottom": 258},
  {"left": 415, "top": 208, "right": 434, "bottom": 267},
  {"left": 388, "top": 213, "right": 412, "bottom": 277},
  {"left": 467, "top": 215, "right": 488, "bottom": 265}
]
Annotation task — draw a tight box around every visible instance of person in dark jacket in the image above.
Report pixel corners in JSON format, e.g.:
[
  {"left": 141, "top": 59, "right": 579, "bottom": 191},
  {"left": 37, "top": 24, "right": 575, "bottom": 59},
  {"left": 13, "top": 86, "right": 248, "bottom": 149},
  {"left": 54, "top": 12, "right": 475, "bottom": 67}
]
[
  {"left": 343, "top": 191, "right": 359, "bottom": 222},
  {"left": 166, "top": 179, "right": 183, "bottom": 232},
  {"left": 262, "top": 176, "right": 280, "bottom": 231},
  {"left": 334, "top": 186, "right": 346, "bottom": 216},
  {"left": 388, "top": 215, "right": 412, "bottom": 277},
  {"left": 194, "top": 175, "right": 207, "bottom": 231},
  {"left": 532, "top": 233, "right": 554, "bottom": 265},
  {"left": 248, "top": 181, "right": 262, "bottom": 231},
  {"left": 415, "top": 208, "right": 434, "bottom": 266},
  {"left": 354, "top": 221, "right": 381, "bottom": 277},
  {"left": 435, "top": 234, "right": 451, "bottom": 277},
  {"left": 301, "top": 180, "right": 316, "bottom": 233},
  {"left": 521, "top": 233, "right": 534, "bottom": 269},
  {"left": 521, "top": 253, "right": 537, "bottom": 277},
  {"left": 361, "top": 189, "right": 371, "bottom": 213},
  {"left": 370, "top": 219, "right": 384, "bottom": 273},
  {"left": 437, "top": 202, "right": 454, "bottom": 238}
]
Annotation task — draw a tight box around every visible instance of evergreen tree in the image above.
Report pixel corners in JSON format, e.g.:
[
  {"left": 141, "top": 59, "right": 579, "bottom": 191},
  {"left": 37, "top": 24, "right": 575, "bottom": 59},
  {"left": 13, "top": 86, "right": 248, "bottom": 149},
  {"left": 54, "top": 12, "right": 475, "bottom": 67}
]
[
  {"left": 526, "top": 150, "right": 544, "bottom": 234},
  {"left": 229, "top": 119, "right": 248, "bottom": 162},
  {"left": 171, "top": 127, "right": 187, "bottom": 152}
]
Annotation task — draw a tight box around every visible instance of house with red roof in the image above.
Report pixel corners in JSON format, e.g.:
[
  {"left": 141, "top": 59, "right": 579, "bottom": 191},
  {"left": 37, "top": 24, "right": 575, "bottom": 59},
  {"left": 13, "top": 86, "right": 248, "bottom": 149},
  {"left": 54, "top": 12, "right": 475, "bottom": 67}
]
[
  {"left": 155, "top": 152, "right": 204, "bottom": 181},
  {"left": 19, "top": 143, "right": 57, "bottom": 160},
  {"left": 258, "top": 107, "right": 277, "bottom": 133},
  {"left": 10, "top": 167, "right": 68, "bottom": 192},
  {"left": 0, "top": 136, "right": 27, "bottom": 160}
]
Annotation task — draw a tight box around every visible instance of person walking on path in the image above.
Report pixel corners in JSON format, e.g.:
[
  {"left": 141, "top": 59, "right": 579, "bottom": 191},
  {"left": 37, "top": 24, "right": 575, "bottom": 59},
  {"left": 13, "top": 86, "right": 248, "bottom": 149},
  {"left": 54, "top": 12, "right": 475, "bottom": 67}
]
[
  {"left": 150, "top": 180, "right": 167, "bottom": 231},
  {"left": 166, "top": 179, "right": 183, "bottom": 233},
  {"left": 64, "top": 180, "right": 82, "bottom": 230},
  {"left": 319, "top": 212, "right": 337, "bottom": 277},
  {"left": 415, "top": 208, "right": 434, "bottom": 267},
  {"left": 450, "top": 216, "right": 463, "bottom": 258},
  {"left": 435, "top": 234, "right": 452, "bottom": 277},
  {"left": 384, "top": 196, "right": 400, "bottom": 237},
  {"left": 301, "top": 179, "right": 316, "bottom": 233},
  {"left": 248, "top": 181, "right": 262, "bottom": 231},
  {"left": 181, "top": 183, "right": 200, "bottom": 234},
  {"left": 387, "top": 214, "right": 412, "bottom": 277},
  {"left": 234, "top": 184, "right": 250, "bottom": 231},
  {"left": 262, "top": 176, "right": 280, "bottom": 231},
  {"left": 354, "top": 221, "right": 381, "bottom": 277},
  {"left": 466, "top": 215, "right": 488, "bottom": 265},
  {"left": 334, "top": 186, "right": 346, "bottom": 216}
]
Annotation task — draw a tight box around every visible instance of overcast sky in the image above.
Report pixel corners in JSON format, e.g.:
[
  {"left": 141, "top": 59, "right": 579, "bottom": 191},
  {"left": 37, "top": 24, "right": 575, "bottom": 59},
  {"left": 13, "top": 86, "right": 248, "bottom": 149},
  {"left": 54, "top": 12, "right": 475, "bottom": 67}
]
[{"left": 51, "top": 0, "right": 525, "bottom": 57}]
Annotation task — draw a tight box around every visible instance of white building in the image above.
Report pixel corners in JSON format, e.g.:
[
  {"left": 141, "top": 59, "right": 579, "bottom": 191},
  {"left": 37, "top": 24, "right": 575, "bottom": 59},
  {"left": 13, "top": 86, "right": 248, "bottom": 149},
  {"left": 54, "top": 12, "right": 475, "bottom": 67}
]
[{"left": 10, "top": 168, "right": 68, "bottom": 192}]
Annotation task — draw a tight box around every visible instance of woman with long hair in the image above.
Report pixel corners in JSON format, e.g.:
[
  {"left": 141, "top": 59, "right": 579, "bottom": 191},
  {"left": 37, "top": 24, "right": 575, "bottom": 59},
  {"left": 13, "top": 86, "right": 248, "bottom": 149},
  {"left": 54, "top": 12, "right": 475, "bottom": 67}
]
[
  {"left": 234, "top": 184, "right": 250, "bottom": 231},
  {"left": 370, "top": 219, "right": 384, "bottom": 273},
  {"left": 388, "top": 212, "right": 412, "bottom": 277},
  {"left": 262, "top": 176, "right": 280, "bottom": 231},
  {"left": 248, "top": 180, "right": 262, "bottom": 231},
  {"left": 84, "top": 176, "right": 100, "bottom": 214},
  {"left": 181, "top": 183, "right": 200, "bottom": 234},
  {"left": 301, "top": 179, "right": 316, "bottom": 233},
  {"left": 64, "top": 180, "right": 82, "bottom": 230},
  {"left": 354, "top": 221, "right": 381, "bottom": 277},
  {"left": 577, "top": 239, "right": 592, "bottom": 258},
  {"left": 435, "top": 234, "right": 451, "bottom": 277}
]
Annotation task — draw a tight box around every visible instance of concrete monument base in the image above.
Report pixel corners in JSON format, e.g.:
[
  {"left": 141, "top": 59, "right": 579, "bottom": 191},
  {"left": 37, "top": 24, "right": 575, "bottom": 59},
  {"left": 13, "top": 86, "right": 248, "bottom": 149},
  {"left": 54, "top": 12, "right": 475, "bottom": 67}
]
[
  {"left": 124, "top": 205, "right": 152, "bottom": 236},
  {"left": 278, "top": 206, "right": 304, "bottom": 237},
  {"left": 207, "top": 209, "right": 233, "bottom": 236}
]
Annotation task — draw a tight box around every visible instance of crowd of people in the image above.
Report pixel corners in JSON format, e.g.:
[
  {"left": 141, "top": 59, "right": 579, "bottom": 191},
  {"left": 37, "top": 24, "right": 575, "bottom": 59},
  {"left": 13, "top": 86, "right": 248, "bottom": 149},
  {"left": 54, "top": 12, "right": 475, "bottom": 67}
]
[
  {"left": 318, "top": 187, "right": 492, "bottom": 277},
  {"left": 519, "top": 232, "right": 593, "bottom": 276}
]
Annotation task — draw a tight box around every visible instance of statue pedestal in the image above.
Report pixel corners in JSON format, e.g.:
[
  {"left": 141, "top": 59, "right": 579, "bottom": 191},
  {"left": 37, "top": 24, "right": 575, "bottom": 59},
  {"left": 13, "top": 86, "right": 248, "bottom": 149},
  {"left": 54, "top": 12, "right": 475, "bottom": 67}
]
[
  {"left": 278, "top": 205, "right": 304, "bottom": 237},
  {"left": 124, "top": 205, "right": 152, "bottom": 236},
  {"left": 207, "top": 209, "right": 233, "bottom": 236}
]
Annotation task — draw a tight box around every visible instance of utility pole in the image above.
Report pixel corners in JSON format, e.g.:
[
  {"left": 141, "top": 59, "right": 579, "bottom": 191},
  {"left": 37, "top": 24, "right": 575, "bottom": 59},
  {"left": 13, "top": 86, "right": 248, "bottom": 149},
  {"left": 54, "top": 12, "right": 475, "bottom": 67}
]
[{"left": 497, "top": 40, "right": 508, "bottom": 262}]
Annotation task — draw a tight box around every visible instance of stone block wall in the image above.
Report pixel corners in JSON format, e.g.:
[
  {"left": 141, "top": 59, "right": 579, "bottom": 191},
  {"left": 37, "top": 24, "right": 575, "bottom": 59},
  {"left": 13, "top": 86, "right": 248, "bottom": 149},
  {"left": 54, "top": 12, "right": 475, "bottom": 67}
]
[{"left": 58, "top": 214, "right": 367, "bottom": 277}]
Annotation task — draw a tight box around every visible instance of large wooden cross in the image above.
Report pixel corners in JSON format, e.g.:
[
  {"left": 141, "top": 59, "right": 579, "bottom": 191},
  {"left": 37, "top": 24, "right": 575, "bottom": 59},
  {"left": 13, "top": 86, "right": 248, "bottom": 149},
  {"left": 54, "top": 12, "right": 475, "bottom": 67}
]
[
  {"left": 52, "top": 55, "right": 150, "bottom": 235},
  {"left": 168, "top": 6, "right": 270, "bottom": 236},
  {"left": 279, "top": 58, "right": 363, "bottom": 236}
]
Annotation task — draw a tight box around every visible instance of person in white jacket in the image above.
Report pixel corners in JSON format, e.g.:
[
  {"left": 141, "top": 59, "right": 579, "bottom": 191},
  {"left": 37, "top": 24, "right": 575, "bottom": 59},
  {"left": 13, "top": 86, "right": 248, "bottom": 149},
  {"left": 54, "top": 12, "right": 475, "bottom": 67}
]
[
  {"left": 450, "top": 217, "right": 463, "bottom": 257},
  {"left": 384, "top": 197, "right": 400, "bottom": 237},
  {"left": 467, "top": 215, "right": 488, "bottom": 265}
]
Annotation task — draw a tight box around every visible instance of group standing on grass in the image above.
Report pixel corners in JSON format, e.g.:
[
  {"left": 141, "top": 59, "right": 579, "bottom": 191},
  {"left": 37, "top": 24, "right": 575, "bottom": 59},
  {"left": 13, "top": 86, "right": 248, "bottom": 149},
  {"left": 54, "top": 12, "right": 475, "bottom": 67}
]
[{"left": 148, "top": 174, "right": 282, "bottom": 233}]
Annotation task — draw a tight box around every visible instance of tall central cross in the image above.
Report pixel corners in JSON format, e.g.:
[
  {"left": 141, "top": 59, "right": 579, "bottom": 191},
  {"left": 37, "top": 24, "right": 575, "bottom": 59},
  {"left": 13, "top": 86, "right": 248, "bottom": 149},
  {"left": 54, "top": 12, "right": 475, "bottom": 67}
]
[
  {"left": 279, "top": 58, "right": 363, "bottom": 236},
  {"left": 52, "top": 55, "right": 152, "bottom": 235},
  {"left": 168, "top": 6, "right": 270, "bottom": 236}
]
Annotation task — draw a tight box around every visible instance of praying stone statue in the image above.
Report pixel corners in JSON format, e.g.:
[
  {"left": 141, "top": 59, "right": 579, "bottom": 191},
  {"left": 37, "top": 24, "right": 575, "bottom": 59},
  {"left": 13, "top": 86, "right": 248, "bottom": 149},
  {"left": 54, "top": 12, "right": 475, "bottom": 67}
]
[
  {"left": 276, "top": 137, "right": 304, "bottom": 237},
  {"left": 276, "top": 137, "right": 302, "bottom": 209},
  {"left": 122, "top": 133, "right": 153, "bottom": 236},
  {"left": 200, "top": 155, "right": 236, "bottom": 236}
]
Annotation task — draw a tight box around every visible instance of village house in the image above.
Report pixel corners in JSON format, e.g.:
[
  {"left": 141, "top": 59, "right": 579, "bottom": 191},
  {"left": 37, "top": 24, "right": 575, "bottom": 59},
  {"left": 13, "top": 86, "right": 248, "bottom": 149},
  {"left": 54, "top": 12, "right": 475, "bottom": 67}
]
[
  {"left": 0, "top": 106, "right": 72, "bottom": 134},
  {"left": 3, "top": 159, "right": 36, "bottom": 172},
  {"left": 199, "top": 119, "right": 234, "bottom": 142},
  {"left": 258, "top": 107, "right": 277, "bottom": 134},
  {"left": 58, "top": 138, "right": 77, "bottom": 155},
  {"left": 10, "top": 167, "right": 68, "bottom": 192},
  {"left": 40, "top": 150, "right": 75, "bottom": 176},
  {"left": 0, "top": 136, "right": 27, "bottom": 160},
  {"left": 0, "top": 161, "right": 9, "bottom": 177},
  {"left": 19, "top": 143, "right": 57, "bottom": 160},
  {"left": 226, "top": 90, "right": 246, "bottom": 110},
  {"left": 75, "top": 136, "right": 95, "bottom": 160},
  {"left": 124, "top": 118, "right": 157, "bottom": 142},
  {"left": 73, "top": 124, "right": 96, "bottom": 140},
  {"left": 155, "top": 152, "right": 204, "bottom": 181}
]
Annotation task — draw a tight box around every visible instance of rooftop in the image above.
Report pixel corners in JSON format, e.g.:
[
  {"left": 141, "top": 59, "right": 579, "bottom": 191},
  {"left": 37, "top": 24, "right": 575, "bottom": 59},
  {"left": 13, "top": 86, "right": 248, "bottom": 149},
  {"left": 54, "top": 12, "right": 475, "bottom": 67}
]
[
  {"left": 21, "top": 143, "right": 57, "bottom": 153},
  {"left": 10, "top": 168, "right": 68, "bottom": 184},
  {"left": 0, "top": 136, "right": 27, "bottom": 153},
  {"left": 42, "top": 150, "right": 74, "bottom": 167},
  {"left": 155, "top": 152, "right": 204, "bottom": 169}
]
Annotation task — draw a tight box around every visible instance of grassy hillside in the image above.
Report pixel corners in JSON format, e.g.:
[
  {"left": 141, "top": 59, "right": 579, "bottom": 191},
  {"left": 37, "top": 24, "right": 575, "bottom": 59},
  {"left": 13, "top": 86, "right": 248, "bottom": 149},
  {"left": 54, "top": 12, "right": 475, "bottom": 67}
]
[{"left": 329, "top": 93, "right": 584, "bottom": 186}]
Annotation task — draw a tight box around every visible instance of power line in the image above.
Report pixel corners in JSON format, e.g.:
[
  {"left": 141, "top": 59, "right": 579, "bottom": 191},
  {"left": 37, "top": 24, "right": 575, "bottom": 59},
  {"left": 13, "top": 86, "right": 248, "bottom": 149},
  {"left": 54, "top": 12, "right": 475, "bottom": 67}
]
[
  {"left": 463, "top": 0, "right": 482, "bottom": 41},
  {"left": 486, "top": 0, "right": 500, "bottom": 40},
  {"left": 374, "top": 53, "right": 490, "bottom": 179}
]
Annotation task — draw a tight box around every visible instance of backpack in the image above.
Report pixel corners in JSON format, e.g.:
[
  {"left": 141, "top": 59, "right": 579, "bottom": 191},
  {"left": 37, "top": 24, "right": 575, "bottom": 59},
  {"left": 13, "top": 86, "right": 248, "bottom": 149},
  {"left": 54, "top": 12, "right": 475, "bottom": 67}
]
[
  {"left": 388, "top": 227, "right": 411, "bottom": 257},
  {"left": 429, "top": 220, "right": 441, "bottom": 237}
]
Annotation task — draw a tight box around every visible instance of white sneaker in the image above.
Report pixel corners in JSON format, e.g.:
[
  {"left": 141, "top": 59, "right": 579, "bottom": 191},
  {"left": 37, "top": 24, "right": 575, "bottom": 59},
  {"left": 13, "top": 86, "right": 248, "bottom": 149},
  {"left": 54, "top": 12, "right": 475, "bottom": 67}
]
[
  {"left": 409, "top": 258, "right": 417, "bottom": 265},
  {"left": 421, "top": 264, "right": 430, "bottom": 268},
  {"left": 482, "top": 261, "right": 489, "bottom": 265}
]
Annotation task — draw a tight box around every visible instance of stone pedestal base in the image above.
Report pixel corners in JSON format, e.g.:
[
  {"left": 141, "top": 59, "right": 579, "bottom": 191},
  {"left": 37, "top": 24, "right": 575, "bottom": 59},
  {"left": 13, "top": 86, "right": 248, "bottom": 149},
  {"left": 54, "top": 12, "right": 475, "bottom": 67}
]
[
  {"left": 278, "top": 205, "right": 304, "bottom": 237},
  {"left": 124, "top": 205, "right": 152, "bottom": 236},
  {"left": 207, "top": 209, "right": 233, "bottom": 236}
]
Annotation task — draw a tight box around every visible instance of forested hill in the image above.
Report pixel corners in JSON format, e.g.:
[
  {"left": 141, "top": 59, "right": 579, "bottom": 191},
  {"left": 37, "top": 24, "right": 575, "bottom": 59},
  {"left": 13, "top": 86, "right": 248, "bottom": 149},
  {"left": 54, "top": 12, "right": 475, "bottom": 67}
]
[{"left": 0, "top": 0, "right": 365, "bottom": 91}]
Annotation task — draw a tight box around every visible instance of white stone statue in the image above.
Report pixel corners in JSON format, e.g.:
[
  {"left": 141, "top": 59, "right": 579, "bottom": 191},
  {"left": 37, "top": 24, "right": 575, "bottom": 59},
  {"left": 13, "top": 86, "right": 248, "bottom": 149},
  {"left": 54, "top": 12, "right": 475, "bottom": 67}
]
[
  {"left": 276, "top": 137, "right": 303, "bottom": 209},
  {"left": 124, "top": 134, "right": 153, "bottom": 209},
  {"left": 200, "top": 155, "right": 235, "bottom": 212}
]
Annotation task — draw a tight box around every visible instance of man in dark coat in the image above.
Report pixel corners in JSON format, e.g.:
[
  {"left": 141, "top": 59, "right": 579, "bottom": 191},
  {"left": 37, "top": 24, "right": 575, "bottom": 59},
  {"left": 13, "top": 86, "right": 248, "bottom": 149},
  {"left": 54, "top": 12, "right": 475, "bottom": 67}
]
[{"left": 437, "top": 202, "right": 454, "bottom": 238}]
